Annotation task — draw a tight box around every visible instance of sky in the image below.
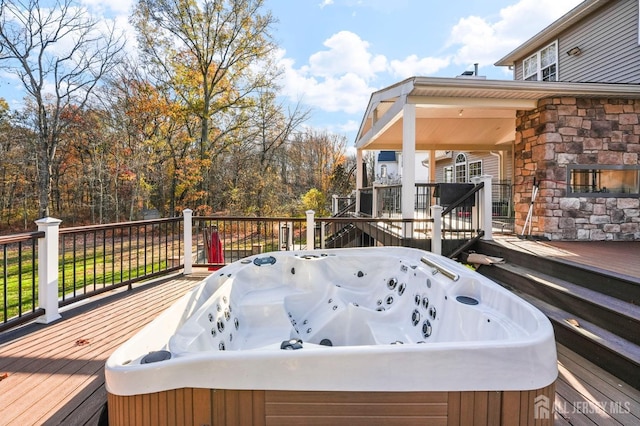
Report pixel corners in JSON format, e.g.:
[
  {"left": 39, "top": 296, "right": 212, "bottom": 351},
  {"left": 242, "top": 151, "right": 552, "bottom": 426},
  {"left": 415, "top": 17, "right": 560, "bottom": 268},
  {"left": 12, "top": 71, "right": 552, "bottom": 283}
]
[
  {"left": 266, "top": 0, "right": 583, "bottom": 143},
  {"left": 1, "top": 0, "right": 584, "bottom": 144}
]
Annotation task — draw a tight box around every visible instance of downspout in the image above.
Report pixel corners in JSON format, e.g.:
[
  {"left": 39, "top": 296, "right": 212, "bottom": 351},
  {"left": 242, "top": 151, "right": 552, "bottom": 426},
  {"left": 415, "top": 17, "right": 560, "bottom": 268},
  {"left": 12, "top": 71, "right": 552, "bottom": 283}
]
[{"left": 489, "top": 151, "right": 503, "bottom": 181}]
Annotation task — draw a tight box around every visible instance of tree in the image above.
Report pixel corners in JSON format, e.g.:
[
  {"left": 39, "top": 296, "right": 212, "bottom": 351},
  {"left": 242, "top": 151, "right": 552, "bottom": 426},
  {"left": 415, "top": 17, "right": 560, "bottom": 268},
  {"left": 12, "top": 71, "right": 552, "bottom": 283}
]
[
  {"left": 244, "top": 89, "right": 309, "bottom": 215},
  {"left": 132, "top": 0, "right": 279, "bottom": 208},
  {"left": 0, "top": 98, "right": 38, "bottom": 229},
  {"left": 0, "top": 0, "right": 125, "bottom": 217}
]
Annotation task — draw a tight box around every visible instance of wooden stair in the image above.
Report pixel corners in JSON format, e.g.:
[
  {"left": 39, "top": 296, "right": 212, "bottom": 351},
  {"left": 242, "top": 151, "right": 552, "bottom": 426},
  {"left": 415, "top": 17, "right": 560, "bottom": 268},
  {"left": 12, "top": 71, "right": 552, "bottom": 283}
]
[{"left": 473, "top": 240, "right": 640, "bottom": 390}]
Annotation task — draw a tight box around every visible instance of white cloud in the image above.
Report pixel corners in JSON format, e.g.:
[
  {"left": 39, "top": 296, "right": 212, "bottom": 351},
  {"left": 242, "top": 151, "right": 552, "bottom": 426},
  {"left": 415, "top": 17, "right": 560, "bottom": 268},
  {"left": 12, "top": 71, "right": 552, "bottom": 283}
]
[
  {"left": 389, "top": 55, "right": 451, "bottom": 79},
  {"left": 277, "top": 31, "right": 386, "bottom": 115},
  {"left": 275, "top": 0, "right": 585, "bottom": 136},
  {"left": 279, "top": 54, "right": 373, "bottom": 115},
  {"left": 447, "top": 0, "right": 583, "bottom": 69},
  {"left": 81, "top": 0, "right": 134, "bottom": 16},
  {"left": 338, "top": 119, "right": 360, "bottom": 134},
  {"left": 307, "top": 31, "right": 387, "bottom": 81}
]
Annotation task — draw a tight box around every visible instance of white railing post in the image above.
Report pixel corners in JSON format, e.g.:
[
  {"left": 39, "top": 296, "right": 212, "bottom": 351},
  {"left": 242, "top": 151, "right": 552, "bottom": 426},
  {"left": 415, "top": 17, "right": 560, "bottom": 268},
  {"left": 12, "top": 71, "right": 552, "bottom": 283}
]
[
  {"left": 431, "top": 205, "right": 442, "bottom": 255},
  {"left": 35, "top": 217, "right": 62, "bottom": 324},
  {"left": 183, "top": 209, "right": 193, "bottom": 275},
  {"left": 332, "top": 194, "right": 338, "bottom": 215},
  {"left": 472, "top": 175, "right": 493, "bottom": 241},
  {"left": 306, "top": 210, "right": 315, "bottom": 250}
]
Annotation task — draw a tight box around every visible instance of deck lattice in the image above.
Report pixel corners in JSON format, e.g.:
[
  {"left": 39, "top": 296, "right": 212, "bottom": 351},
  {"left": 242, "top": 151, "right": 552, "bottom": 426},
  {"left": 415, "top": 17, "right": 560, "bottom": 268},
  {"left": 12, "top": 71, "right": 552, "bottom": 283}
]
[{"left": 0, "top": 265, "right": 639, "bottom": 425}]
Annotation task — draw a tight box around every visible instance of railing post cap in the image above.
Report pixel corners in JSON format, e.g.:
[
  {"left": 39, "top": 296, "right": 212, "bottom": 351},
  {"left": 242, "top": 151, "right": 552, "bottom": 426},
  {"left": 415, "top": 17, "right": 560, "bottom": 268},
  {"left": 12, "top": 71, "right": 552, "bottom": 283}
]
[
  {"left": 34, "top": 217, "right": 63, "bottom": 226},
  {"left": 305, "top": 210, "right": 315, "bottom": 215},
  {"left": 183, "top": 208, "right": 193, "bottom": 214}
]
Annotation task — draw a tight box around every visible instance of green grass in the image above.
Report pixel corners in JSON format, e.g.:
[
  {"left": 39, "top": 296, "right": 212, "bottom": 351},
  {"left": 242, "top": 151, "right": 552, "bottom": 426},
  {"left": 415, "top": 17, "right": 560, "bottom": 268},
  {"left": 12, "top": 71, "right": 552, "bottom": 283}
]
[{"left": 1, "top": 244, "right": 172, "bottom": 324}]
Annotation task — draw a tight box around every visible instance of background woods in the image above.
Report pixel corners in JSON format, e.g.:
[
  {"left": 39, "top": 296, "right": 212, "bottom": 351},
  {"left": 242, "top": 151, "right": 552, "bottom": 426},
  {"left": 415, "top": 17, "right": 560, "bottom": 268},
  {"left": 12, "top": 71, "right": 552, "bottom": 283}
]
[{"left": 0, "top": 0, "right": 355, "bottom": 232}]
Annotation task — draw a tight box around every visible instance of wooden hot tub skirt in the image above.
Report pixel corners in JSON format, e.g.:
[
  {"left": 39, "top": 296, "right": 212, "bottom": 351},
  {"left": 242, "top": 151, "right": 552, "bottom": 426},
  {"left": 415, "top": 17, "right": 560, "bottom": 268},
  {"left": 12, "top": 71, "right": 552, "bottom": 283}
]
[{"left": 108, "top": 382, "right": 555, "bottom": 425}]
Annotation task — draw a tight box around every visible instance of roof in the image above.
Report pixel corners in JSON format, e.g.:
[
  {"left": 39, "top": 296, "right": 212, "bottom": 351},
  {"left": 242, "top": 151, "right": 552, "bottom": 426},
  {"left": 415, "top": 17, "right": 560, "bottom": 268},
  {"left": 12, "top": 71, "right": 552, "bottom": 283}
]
[
  {"left": 377, "top": 151, "right": 397, "bottom": 162},
  {"left": 355, "top": 76, "right": 640, "bottom": 152},
  {"left": 495, "top": 0, "right": 608, "bottom": 67}
]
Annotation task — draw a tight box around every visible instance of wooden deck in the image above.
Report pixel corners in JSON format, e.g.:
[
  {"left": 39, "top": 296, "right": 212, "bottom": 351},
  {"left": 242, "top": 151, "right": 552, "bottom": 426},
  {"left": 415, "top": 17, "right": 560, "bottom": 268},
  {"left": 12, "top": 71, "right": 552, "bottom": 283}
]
[
  {"left": 1, "top": 259, "right": 639, "bottom": 425},
  {"left": 490, "top": 236, "right": 640, "bottom": 280}
]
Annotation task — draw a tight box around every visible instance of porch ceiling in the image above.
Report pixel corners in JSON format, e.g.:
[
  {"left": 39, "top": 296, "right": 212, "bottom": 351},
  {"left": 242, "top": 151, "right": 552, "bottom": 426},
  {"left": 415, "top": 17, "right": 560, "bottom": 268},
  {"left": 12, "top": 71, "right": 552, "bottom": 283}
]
[{"left": 355, "top": 76, "right": 640, "bottom": 152}]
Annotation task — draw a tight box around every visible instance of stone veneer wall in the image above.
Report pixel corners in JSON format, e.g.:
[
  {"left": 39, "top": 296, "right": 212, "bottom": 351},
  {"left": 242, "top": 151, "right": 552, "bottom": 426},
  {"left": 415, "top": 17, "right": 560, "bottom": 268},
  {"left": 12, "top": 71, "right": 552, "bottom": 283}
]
[{"left": 514, "top": 97, "right": 640, "bottom": 241}]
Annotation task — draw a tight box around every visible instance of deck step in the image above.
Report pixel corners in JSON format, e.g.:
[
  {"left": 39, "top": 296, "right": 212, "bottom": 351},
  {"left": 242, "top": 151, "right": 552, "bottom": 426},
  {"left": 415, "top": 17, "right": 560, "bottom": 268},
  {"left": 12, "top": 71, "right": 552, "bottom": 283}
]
[
  {"left": 495, "top": 283, "right": 640, "bottom": 390},
  {"left": 478, "top": 262, "right": 640, "bottom": 346},
  {"left": 474, "top": 240, "right": 640, "bottom": 306}
]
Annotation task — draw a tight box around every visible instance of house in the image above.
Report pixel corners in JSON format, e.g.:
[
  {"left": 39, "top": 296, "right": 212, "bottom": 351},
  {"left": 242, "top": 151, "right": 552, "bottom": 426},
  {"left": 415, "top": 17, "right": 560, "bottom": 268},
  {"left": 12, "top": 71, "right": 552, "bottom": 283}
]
[
  {"left": 495, "top": 0, "right": 640, "bottom": 84},
  {"left": 355, "top": 0, "right": 640, "bottom": 241}
]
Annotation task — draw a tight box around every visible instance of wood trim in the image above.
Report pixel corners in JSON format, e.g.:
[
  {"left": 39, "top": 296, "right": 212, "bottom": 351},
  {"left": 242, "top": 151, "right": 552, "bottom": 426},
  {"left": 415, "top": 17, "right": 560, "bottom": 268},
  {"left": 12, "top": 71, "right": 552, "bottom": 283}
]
[{"left": 108, "top": 384, "right": 555, "bottom": 426}]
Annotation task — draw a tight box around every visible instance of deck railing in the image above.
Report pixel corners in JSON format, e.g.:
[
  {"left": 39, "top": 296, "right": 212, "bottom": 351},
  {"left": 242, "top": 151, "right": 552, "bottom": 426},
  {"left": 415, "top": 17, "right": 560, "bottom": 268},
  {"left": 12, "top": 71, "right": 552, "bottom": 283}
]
[
  {"left": 0, "top": 179, "right": 494, "bottom": 331},
  {"left": 0, "top": 217, "right": 185, "bottom": 332},
  {"left": 58, "top": 218, "right": 184, "bottom": 306},
  {"left": 0, "top": 231, "right": 44, "bottom": 330}
]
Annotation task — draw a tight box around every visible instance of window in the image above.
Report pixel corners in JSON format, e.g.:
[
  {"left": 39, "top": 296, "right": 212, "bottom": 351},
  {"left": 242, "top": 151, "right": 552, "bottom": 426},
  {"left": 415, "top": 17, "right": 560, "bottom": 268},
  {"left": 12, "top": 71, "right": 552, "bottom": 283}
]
[
  {"left": 522, "top": 41, "right": 557, "bottom": 81},
  {"left": 443, "top": 166, "right": 453, "bottom": 183},
  {"left": 455, "top": 153, "right": 467, "bottom": 183},
  {"left": 523, "top": 55, "right": 537, "bottom": 81},
  {"left": 469, "top": 160, "right": 482, "bottom": 179},
  {"left": 568, "top": 165, "right": 640, "bottom": 197}
]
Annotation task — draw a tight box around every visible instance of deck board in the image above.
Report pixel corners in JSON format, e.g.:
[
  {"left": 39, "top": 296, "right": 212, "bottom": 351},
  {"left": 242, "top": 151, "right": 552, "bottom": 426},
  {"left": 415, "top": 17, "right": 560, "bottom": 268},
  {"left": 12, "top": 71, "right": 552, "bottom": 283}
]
[
  {"left": 490, "top": 236, "right": 640, "bottom": 281},
  {"left": 0, "top": 275, "right": 199, "bottom": 425},
  {"left": 0, "top": 267, "right": 639, "bottom": 425}
]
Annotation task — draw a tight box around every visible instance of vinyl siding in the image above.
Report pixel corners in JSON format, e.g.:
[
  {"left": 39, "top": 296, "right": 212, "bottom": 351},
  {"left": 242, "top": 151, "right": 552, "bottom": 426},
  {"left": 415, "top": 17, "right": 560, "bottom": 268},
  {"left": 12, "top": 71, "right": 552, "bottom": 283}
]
[
  {"left": 514, "top": 0, "right": 640, "bottom": 83},
  {"left": 434, "top": 151, "right": 510, "bottom": 183}
]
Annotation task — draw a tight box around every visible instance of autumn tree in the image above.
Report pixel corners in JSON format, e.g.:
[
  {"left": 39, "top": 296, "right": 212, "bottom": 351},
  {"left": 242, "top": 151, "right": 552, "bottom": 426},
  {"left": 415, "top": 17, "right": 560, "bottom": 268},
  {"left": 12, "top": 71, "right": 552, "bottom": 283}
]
[
  {"left": 242, "top": 89, "right": 309, "bottom": 215},
  {"left": 285, "top": 130, "right": 351, "bottom": 212},
  {"left": 0, "top": 0, "right": 125, "bottom": 217},
  {"left": 0, "top": 99, "right": 38, "bottom": 229},
  {"left": 132, "top": 0, "right": 279, "bottom": 209}
]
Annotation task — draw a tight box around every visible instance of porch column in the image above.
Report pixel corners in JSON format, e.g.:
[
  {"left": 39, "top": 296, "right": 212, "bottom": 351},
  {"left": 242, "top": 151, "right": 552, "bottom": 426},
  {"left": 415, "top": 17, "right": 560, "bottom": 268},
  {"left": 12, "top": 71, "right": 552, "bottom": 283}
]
[
  {"left": 429, "top": 150, "right": 436, "bottom": 182},
  {"left": 356, "top": 149, "right": 363, "bottom": 215},
  {"left": 402, "top": 103, "right": 416, "bottom": 237},
  {"left": 35, "top": 217, "right": 62, "bottom": 324},
  {"left": 471, "top": 175, "right": 493, "bottom": 241}
]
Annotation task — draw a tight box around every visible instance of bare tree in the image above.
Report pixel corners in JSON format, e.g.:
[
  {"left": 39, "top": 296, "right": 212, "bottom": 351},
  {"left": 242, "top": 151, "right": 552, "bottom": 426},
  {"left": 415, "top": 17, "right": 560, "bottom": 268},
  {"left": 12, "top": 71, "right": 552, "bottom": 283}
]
[{"left": 0, "top": 0, "right": 125, "bottom": 217}]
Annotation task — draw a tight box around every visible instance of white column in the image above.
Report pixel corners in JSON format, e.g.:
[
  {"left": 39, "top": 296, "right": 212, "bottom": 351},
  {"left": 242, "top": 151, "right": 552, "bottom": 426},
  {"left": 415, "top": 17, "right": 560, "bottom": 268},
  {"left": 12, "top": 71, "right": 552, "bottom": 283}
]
[
  {"left": 35, "top": 217, "right": 62, "bottom": 324},
  {"left": 183, "top": 209, "right": 193, "bottom": 275},
  {"left": 332, "top": 194, "right": 338, "bottom": 215},
  {"left": 431, "top": 205, "right": 442, "bottom": 255},
  {"left": 402, "top": 103, "right": 416, "bottom": 237},
  {"left": 356, "top": 149, "right": 363, "bottom": 215},
  {"left": 471, "top": 175, "right": 493, "bottom": 241},
  {"left": 306, "top": 210, "right": 315, "bottom": 250}
]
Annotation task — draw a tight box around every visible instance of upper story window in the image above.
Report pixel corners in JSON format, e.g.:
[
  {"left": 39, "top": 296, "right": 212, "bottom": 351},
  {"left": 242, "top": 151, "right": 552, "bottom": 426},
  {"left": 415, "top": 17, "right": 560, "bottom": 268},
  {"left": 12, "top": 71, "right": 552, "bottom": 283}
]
[{"left": 523, "top": 41, "right": 557, "bottom": 81}]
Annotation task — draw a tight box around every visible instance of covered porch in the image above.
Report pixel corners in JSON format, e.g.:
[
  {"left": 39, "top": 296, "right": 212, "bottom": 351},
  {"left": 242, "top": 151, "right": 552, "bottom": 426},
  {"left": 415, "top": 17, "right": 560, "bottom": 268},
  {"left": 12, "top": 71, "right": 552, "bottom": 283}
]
[{"left": 354, "top": 76, "right": 640, "bottom": 240}]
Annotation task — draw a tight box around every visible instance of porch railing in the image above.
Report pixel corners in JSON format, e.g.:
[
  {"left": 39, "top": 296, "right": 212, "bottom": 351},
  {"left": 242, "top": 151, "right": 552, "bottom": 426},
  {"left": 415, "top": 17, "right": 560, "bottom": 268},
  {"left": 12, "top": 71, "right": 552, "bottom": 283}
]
[
  {"left": 1, "top": 217, "right": 184, "bottom": 332},
  {"left": 1, "top": 179, "right": 494, "bottom": 331},
  {"left": 0, "top": 231, "right": 44, "bottom": 331}
]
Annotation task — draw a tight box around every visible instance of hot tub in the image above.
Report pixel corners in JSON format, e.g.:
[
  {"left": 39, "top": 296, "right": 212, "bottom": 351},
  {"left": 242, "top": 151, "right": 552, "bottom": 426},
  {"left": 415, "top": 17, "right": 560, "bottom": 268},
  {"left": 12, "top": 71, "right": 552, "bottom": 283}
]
[{"left": 105, "top": 247, "right": 557, "bottom": 425}]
